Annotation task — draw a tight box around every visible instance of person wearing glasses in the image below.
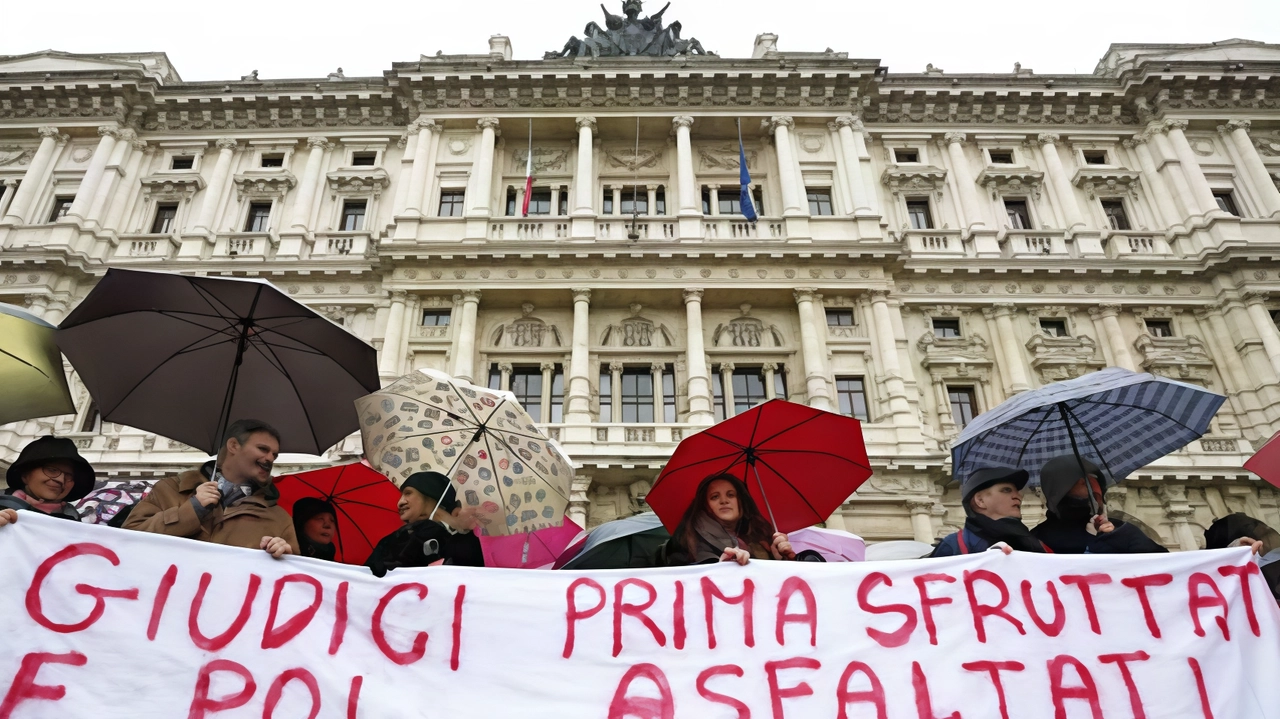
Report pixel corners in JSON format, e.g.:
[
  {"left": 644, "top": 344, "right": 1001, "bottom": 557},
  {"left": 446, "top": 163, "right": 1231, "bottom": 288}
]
[{"left": 0, "top": 436, "right": 97, "bottom": 527}]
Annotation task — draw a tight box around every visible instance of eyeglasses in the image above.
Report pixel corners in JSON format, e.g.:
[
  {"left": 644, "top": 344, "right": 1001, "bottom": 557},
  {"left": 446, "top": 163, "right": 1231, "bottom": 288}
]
[{"left": 38, "top": 466, "right": 74, "bottom": 483}]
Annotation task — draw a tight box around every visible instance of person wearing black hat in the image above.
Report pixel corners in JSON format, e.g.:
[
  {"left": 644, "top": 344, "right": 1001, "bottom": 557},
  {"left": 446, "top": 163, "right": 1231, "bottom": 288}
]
[
  {"left": 931, "top": 466, "right": 1050, "bottom": 557},
  {"left": 0, "top": 436, "right": 97, "bottom": 527},
  {"left": 1030, "top": 455, "right": 1167, "bottom": 554},
  {"left": 365, "top": 471, "right": 485, "bottom": 577},
  {"left": 291, "top": 497, "right": 338, "bottom": 561},
  {"left": 1204, "top": 513, "right": 1279, "bottom": 604}
]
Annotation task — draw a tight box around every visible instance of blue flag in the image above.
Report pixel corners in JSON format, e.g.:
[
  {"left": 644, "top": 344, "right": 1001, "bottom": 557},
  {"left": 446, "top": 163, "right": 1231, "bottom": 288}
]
[{"left": 738, "top": 120, "right": 758, "bottom": 223}]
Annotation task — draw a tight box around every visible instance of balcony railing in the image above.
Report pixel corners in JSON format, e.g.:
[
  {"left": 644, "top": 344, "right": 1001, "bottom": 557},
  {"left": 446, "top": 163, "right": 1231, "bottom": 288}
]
[
  {"left": 1104, "top": 231, "right": 1173, "bottom": 259},
  {"left": 488, "top": 218, "right": 570, "bottom": 241},
  {"left": 597, "top": 218, "right": 678, "bottom": 240},
  {"left": 827, "top": 323, "right": 869, "bottom": 340},
  {"left": 215, "top": 232, "right": 274, "bottom": 259},
  {"left": 703, "top": 217, "right": 784, "bottom": 240},
  {"left": 1001, "top": 230, "right": 1069, "bottom": 259},
  {"left": 311, "top": 232, "right": 372, "bottom": 258},
  {"left": 902, "top": 229, "right": 964, "bottom": 257},
  {"left": 112, "top": 233, "right": 179, "bottom": 261}
]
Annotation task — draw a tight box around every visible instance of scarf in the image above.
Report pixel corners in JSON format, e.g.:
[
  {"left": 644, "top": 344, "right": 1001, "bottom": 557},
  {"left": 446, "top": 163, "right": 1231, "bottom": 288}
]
[
  {"left": 964, "top": 511, "right": 1046, "bottom": 553},
  {"left": 12, "top": 490, "right": 70, "bottom": 515},
  {"left": 689, "top": 513, "right": 771, "bottom": 562}
]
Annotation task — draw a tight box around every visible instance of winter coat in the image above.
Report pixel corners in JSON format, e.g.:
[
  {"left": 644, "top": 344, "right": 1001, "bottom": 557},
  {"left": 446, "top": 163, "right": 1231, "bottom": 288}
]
[
  {"left": 931, "top": 529, "right": 991, "bottom": 557},
  {"left": 1031, "top": 514, "right": 1167, "bottom": 554},
  {"left": 365, "top": 519, "right": 484, "bottom": 577},
  {"left": 123, "top": 468, "right": 299, "bottom": 554},
  {"left": 0, "top": 490, "right": 81, "bottom": 521}
]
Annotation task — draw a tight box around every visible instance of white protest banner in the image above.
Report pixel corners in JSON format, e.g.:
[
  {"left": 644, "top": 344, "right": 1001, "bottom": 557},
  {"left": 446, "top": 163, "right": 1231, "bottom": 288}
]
[{"left": 2, "top": 512, "right": 1279, "bottom": 719}]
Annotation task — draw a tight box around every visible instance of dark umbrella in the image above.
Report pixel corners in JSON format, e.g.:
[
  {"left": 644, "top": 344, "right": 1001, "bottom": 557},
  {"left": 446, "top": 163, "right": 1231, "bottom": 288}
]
[
  {"left": 555, "top": 513, "right": 671, "bottom": 570},
  {"left": 56, "top": 268, "right": 379, "bottom": 455},
  {"left": 645, "top": 399, "right": 873, "bottom": 534},
  {"left": 275, "top": 461, "right": 402, "bottom": 565}
]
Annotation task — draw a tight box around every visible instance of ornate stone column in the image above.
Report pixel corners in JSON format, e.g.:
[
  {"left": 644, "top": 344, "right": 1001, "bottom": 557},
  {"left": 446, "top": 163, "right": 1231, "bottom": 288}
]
[
  {"left": 453, "top": 290, "right": 482, "bottom": 383},
  {"left": 392, "top": 125, "right": 419, "bottom": 215},
  {"left": 1243, "top": 292, "right": 1280, "bottom": 379},
  {"left": 2, "top": 126, "right": 62, "bottom": 225},
  {"left": 0, "top": 179, "right": 18, "bottom": 219},
  {"left": 683, "top": 288, "right": 714, "bottom": 424},
  {"left": 767, "top": 116, "right": 804, "bottom": 216},
  {"left": 982, "top": 304, "right": 1031, "bottom": 394},
  {"left": 646, "top": 185, "right": 658, "bottom": 216},
  {"left": 1220, "top": 120, "right": 1280, "bottom": 217},
  {"left": 289, "top": 137, "right": 331, "bottom": 231},
  {"left": 1037, "top": 133, "right": 1085, "bottom": 230},
  {"left": 193, "top": 138, "right": 238, "bottom": 234},
  {"left": 468, "top": 118, "right": 500, "bottom": 217},
  {"left": 539, "top": 362, "right": 557, "bottom": 424},
  {"left": 379, "top": 291, "right": 408, "bottom": 378},
  {"left": 651, "top": 362, "right": 666, "bottom": 422},
  {"left": 565, "top": 288, "right": 594, "bottom": 425},
  {"left": 573, "top": 117, "right": 597, "bottom": 215},
  {"left": 944, "top": 132, "right": 985, "bottom": 229},
  {"left": 907, "top": 499, "right": 936, "bottom": 543},
  {"left": 707, "top": 185, "right": 720, "bottom": 216},
  {"left": 1161, "top": 120, "right": 1219, "bottom": 216},
  {"left": 404, "top": 120, "right": 440, "bottom": 216},
  {"left": 608, "top": 361, "right": 624, "bottom": 423},
  {"left": 66, "top": 126, "right": 121, "bottom": 221},
  {"left": 833, "top": 115, "right": 874, "bottom": 216},
  {"left": 103, "top": 137, "right": 149, "bottom": 232},
  {"left": 568, "top": 476, "right": 592, "bottom": 529},
  {"left": 86, "top": 128, "right": 134, "bottom": 225},
  {"left": 1126, "top": 134, "right": 1183, "bottom": 231},
  {"left": 1089, "top": 304, "right": 1137, "bottom": 371},
  {"left": 1196, "top": 304, "right": 1252, "bottom": 390},
  {"left": 672, "top": 116, "right": 697, "bottom": 215},
  {"left": 869, "top": 290, "right": 913, "bottom": 424},
  {"left": 762, "top": 362, "right": 779, "bottom": 400},
  {"left": 718, "top": 362, "right": 737, "bottom": 415},
  {"left": 794, "top": 288, "right": 834, "bottom": 411}
]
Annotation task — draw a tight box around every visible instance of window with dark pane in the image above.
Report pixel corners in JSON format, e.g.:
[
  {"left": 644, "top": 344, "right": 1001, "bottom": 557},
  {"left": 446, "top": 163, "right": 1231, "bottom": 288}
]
[
  {"left": 1004, "top": 199, "right": 1031, "bottom": 229},
  {"left": 932, "top": 318, "right": 962, "bottom": 338},
  {"left": 718, "top": 186, "right": 744, "bottom": 216},
  {"left": 1145, "top": 319, "right": 1174, "bottom": 338},
  {"left": 602, "top": 189, "right": 614, "bottom": 215},
  {"left": 151, "top": 203, "right": 178, "bottom": 234},
  {"left": 1213, "top": 192, "right": 1239, "bottom": 216},
  {"left": 654, "top": 187, "right": 666, "bottom": 216},
  {"left": 988, "top": 149, "right": 1014, "bottom": 164},
  {"left": 662, "top": 365, "right": 676, "bottom": 423},
  {"left": 506, "top": 188, "right": 518, "bottom": 216},
  {"left": 807, "top": 188, "right": 833, "bottom": 216},
  {"left": 510, "top": 367, "right": 544, "bottom": 421},
  {"left": 48, "top": 197, "right": 73, "bottom": 222},
  {"left": 170, "top": 155, "right": 194, "bottom": 170},
  {"left": 351, "top": 152, "right": 377, "bottom": 166},
  {"left": 527, "top": 189, "right": 552, "bottom": 216},
  {"left": 340, "top": 200, "right": 366, "bottom": 231},
  {"left": 835, "top": 377, "right": 868, "bottom": 421},
  {"left": 550, "top": 365, "right": 565, "bottom": 423},
  {"left": 1039, "top": 319, "right": 1069, "bottom": 337},
  {"left": 894, "top": 148, "right": 919, "bottom": 163},
  {"left": 826, "top": 309, "right": 855, "bottom": 327},
  {"left": 487, "top": 365, "right": 502, "bottom": 391},
  {"left": 620, "top": 185, "right": 647, "bottom": 215},
  {"left": 711, "top": 372, "right": 726, "bottom": 422},
  {"left": 80, "top": 400, "right": 101, "bottom": 434},
  {"left": 422, "top": 309, "right": 451, "bottom": 326},
  {"left": 1083, "top": 151, "right": 1108, "bottom": 165},
  {"left": 620, "top": 368, "right": 654, "bottom": 423},
  {"left": 244, "top": 202, "right": 272, "bottom": 232},
  {"left": 599, "top": 371, "right": 612, "bottom": 422},
  {"left": 1101, "top": 200, "right": 1130, "bottom": 231},
  {"left": 701, "top": 187, "right": 711, "bottom": 214},
  {"left": 731, "top": 368, "right": 767, "bottom": 415},
  {"left": 439, "top": 190, "right": 466, "bottom": 217},
  {"left": 260, "top": 154, "right": 284, "bottom": 168},
  {"left": 948, "top": 387, "right": 977, "bottom": 429},
  {"left": 906, "top": 198, "right": 933, "bottom": 229},
  {"left": 558, "top": 192, "right": 570, "bottom": 215}
]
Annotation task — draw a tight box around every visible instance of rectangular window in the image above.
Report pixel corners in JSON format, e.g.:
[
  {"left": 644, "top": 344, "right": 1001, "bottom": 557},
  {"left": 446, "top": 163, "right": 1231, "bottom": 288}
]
[
  {"left": 906, "top": 198, "right": 933, "bottom": 230},
  {"left": 439, "top": 190, "right": 466, "bottom": 217},
  {"left": 602, "top": 190, "right": 615, "bottom": 215},
  {"left": 948, "top": 387, "right": 977, "bottom": 429},
  {"left": 549, "top": 366, "right": 565, "bottom": 423},
  {"left": 527, "top": 189, "right": 552, "bottom": 216},
  {"left": 244, "top": 202, "right": 272, "bottom": 232},
  {"left": 835, "top": 377, "right": 869, "bottom": 421},
  {"left": 506, "top": 188, "right": 518, "bottom": 217},
  {"left": 422, "top": 309, "right": 451, "bottom": 326},
  {"left": 340, "top": 200, "right": 366, "bottom": 232},
  {"left": 1039, "top": 319, "right": 1069, "bottom": 337},
  {"left": 807, "top": 188, "right": 834, "bottom": 216},
  {"left": 150, "top": 203, "right": 178, "bottom": 234},
  {"left": 1101, "top": 200, "right": 1131, "bottom": 231},
  {"left": 48, "top": 197, "right": 73, "bottom": 222},
  {"left": 1145, "top": 319, "right": 1174, "bottom": 338},
  {"left": 1004, "top": 199, "right": 1031, "bottom": 230},
  {"left": 1214, "top": 192, "right": 1239, "bottom": 216},
  {"left": 487, "top": 365, "right": 502, "bottom": 391},
  {"left": 1083, "top": 151, "right": 1108, "bottom": 165},
  {"left": 619, "top": 185, "right": 648, "bottom": 215},
  {"left": 988, "top": 149, "right": 1014, "bottom": 164},
  {"left": 662, "top": 365, "right": 676, "bottom": 423},
  {"left": 731, "top": 370, "right": 767, "bottom": 415},
  {"left": 655, "top": 188, "right": 666, "bottom": 216},
  {"left": 351, "top": 152, "right": 377, "bottom": 167},
  {"left": 894, "top": 148, "right": 919, "bottom": 163},
  {"left": 719, "top": 186, "right": 744, "bottom": 216},
  {"left": 170, "top": 156, "right": 194, "bottom": 170},
  {"left": 933, "top": 318, "right": 962, "bottom": 339},
  {"left": 620, "top": 368, "right": 654, "bottom": 423},
  {"left": 773, "top": 366, "right": 787, "bottom": 400},
  {"left": 260, "top": 154, "right": 284, "bottom": 168},
  {"left": 701, "top": 187, "right": 711, "bottom": 215},
  {"left": 510, "top": 367, "right": 544, "bottom": 422},
  {"left": 599, "top": 370, "right": 612, "bottom": 422},
  {"left": 711, "top": 372, "right": 726, "bottom": 422},
  {"left": 558, "top": 192, "right": 570, "bottom": 216},
  {"left": 826, "top": 309, "right": 855, "bottom": 327}
]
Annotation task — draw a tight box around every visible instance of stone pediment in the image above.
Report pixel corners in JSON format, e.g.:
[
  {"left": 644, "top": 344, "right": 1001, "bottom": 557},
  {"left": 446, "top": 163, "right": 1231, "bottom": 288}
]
[
  {"left": 917, "top": 332, "right": 990, "bottom": 366},
  {"left": 1026, "top": 333, "right": 1103, "bottom": 382},
  {"left": 233, "top": 170, "right": 297, "bottom": 200},
  {"left": 1072, "top": 168, "right": 1142, "bottom": 198},
  {"left": 1134, "top": 334, "right": 1215, "bottom": 382},
  {"left": 139, "top": 172, "right": 206, "bottom": 198},
  {"left": 326, "top": 168, "right": 391, "bottom": 197},
  {"left": 0, "top": 50, "right": 179, "bottom": 83},
  {"left": 882, "top": 165, "right": 947, "bottom": 198},
  {"left": 976, "top": 168, "right": 1044, "bottom": 200}
]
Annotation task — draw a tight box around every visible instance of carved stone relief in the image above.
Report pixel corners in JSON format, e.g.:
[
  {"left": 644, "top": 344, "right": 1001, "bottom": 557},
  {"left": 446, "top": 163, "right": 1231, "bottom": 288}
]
[
  {"left": 712, "top": 304, "right": 784, "bottom": 348},
  {"left": 600, "top": 303, "right": 674, "bottom": 347},
  {"left": 1026, "top": 333, "right": 1103, "bottom": 382},
  {"left": 1134, "top": 334, "right": 1215, "bottom": 382},
  {"left": 604, "top": 147, "right": 663, "bottom": 172},
  {"left": 489, "top": 303, "right": 563, "bottom": 348},
  {"left": 698, "top": 145, "right": 756, "bottom": 171},
  {"left": 513, "top": 148, "right": 569, "bottom": 173}
]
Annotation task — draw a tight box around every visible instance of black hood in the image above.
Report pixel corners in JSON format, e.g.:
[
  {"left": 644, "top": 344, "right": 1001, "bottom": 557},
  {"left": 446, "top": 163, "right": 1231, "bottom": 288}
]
[
  {"left": 1039, "top": 455, "right": 1102, "bottom": 515},
  {"left": 1205, "top": 513, "right": 1280, "bottom": 550}
]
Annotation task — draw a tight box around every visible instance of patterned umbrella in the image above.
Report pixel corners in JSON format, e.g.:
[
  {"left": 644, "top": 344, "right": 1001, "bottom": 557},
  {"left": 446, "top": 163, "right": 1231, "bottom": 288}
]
[
  {"left": 355, "top": 368, "right": 573, "bottom": 537},
  {"left": 952, "top": 367, "right": 1225, "bottom": 489}
]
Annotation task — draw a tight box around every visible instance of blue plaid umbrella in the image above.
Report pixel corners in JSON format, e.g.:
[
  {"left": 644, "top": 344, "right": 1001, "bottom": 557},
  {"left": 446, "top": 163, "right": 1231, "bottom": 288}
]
[{"left": 952, "top": 367, "right": 1225, "bottom": 490}]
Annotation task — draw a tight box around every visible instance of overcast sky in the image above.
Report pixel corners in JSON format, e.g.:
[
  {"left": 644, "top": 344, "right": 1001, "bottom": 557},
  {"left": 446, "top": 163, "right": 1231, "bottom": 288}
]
[{"left": 5, "top": 0, "right": 1279, "bottom": 81}]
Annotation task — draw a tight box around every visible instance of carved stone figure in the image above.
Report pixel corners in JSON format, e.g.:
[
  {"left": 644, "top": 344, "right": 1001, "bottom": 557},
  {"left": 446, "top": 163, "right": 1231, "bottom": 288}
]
[{"left": 547, "top": 1, "right": 707, "bottom": 59}]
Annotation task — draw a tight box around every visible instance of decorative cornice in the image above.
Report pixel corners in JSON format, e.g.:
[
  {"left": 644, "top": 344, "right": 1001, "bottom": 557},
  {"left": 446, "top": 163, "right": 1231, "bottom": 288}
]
[
  {"left": 325, "top": 168, "right": 391, "bottom": 197},
  {"left": 139, "top": 172, "right": 206, "bottom": 198},
  {"left": 671, "top": 116, "right": 694, "bottom": 130},
  {"left": 232, "top": 171, "right": 297, "bottom": 200},
  {"left": 881, "top": 165, "right": 948, "bottom": 198},
  {"left": 1072, "top": 168, "right": 1143, "bottom": 199}
]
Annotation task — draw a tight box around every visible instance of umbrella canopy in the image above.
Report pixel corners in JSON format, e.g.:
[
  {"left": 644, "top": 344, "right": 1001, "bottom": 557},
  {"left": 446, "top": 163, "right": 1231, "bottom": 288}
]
[
  {"left": 0, "top": 303, "right": 75, "bottom": 425},
  {"left": 480, "top": 517, "right": 582, "bottom": 569},
  {"left": 1244, "top": 432, "right": 1280, "bottom": 488},
  {"left": 56, "top": 268, "right": 379, "bottom": 455},
  {"left": 556, "top": 512, "right": 670, "bottom": 570},
  {"left": 646, "top": 399, "right": 873, "bottom": 534},
  {"left": 864, "top": 540, "right": 935, "bottom": 561},
  {"left": 274, "top": 461, "right": 402, "bottom": 565},
  {"left": 952, "top": 367, "right": 1226, "bottom": 488},
  {"left": 356, "top": 368, "right": 573, "bottom": 536},
  {"left": 788, "top": 526, "right": 866, "bottom": 562}
]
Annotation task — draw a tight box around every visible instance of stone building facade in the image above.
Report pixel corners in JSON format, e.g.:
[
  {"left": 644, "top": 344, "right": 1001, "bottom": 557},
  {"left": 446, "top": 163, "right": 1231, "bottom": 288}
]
[{"left": 2, "top": 28, "right": 1280, "bottom": 548}]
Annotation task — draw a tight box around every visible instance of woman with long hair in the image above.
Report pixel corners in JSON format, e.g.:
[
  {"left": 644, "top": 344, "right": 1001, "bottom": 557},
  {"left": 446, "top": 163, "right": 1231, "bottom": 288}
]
[{"left": 665, "top": 473, "right": 796, "bottom": 565}]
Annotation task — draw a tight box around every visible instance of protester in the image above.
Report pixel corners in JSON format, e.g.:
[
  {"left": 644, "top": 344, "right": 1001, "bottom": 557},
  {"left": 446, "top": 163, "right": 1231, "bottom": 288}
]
[
  {"left": 123, "top": 419, "right": 297, "bottom": 558},
  {"left": 291, "top": 497, "right": 338, "bottom": 561},
  {"left": 365, "top": 471, "right": 484, "bottom": 577},
  {"left": 0, "top": 436, "right": 96, "bottom": 527},
  {"left": 1031, "top": 455, "right": 1167, "bottom": 554},
  {"left": 664, "top": 473, "right": 795, "bottom": 566},
  {"left": 1204, "top": 513, "right": 1280, "bottom": 603},
  {"left": 931, "top": 466, "right": 1048, "bottom": 556}
]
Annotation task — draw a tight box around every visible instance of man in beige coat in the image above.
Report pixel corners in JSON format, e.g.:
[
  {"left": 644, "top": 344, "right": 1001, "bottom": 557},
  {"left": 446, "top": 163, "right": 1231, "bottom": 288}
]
[{"left": 125, "top": 419, "right": 298, "bottom": 557}]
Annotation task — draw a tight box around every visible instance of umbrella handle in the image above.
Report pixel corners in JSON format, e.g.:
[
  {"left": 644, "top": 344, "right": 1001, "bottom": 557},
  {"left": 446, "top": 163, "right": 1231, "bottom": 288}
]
[
  {"left": 1056, "top": 403, "right": 1101, "bottom": 518},
  {"left": 749, "top": 461, "right": 780, "bottom": 532}
]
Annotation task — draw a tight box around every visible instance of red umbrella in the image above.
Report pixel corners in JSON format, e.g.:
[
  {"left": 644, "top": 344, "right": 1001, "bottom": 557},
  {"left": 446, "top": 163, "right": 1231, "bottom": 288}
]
[
  {"left": 1244, "top": 432, "right": 1280, "bottom": 488},
  {"left": 646, "top": 399, "right": 873, "bottom": 534},
  {"left": 275, "top": 461, "right": 403, "bottom": 565}
]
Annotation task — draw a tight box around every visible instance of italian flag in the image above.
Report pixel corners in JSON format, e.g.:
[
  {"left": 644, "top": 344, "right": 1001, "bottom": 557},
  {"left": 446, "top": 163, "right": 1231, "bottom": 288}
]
[{"left": 521, "top": 149, "right": 534, "bottom": 217}]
